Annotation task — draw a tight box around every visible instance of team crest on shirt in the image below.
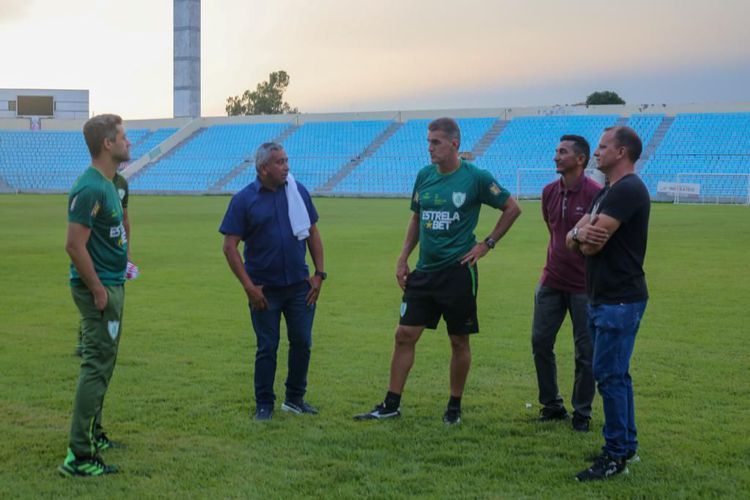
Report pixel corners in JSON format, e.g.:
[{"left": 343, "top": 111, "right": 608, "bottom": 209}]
[
  {"left": 452, "top": 192, "right": 466, "bottom": 208},
  {"left": 400, "top": 302, "right": 407, "bottom": 317},
  {"left": 489, "top": 183, "right": 501, "bottom": 196},
  {"left": 91, "top": 201, "right": 101, "bottom": 217},
  {"left": 118, "top": 188, "right": 126, "bottom": 201},
  {"left": 107, "top": 320, "right": 120, "bottom": 340}
]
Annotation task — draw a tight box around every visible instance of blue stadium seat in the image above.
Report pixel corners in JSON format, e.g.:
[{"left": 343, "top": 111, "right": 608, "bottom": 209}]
[
  {"left": 1, "top": 112, "right": 748, "bottom": 201},
  {"left": 131, "top": 123, "right": 290, "bottom": 192},
  {"left": 0, "top": 130, "right": 90, "bottom": 191},
  {"left": 639, "top": 113, "right": 750, "bottom": 199},
  {"left": 475, "top": 115, "right": 619, "bottom": 197},
  {"left": 333, "top": 118, "right": 495, "bottom": 195}
]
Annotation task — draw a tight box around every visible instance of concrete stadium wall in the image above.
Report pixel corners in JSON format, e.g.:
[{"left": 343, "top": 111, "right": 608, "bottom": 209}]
[
  {"left": 168, "top": 100, "right": 750, "bottom": 125},
  {"left": 0, "top": 88, "right": 88, "bottom": 120},
  {"left": 298, "top": 111, "right": 400, "bottom": 123},
  {"left": 0, "top": 118, "right": 32, "bottom": 130},
  {"left": 398, "top": 108, "right": 504, "bottom": 120},
  {"left": 5, "top": 101, "right": 750, "bottom": 133},
  {"left": 198, "top": 101, "right": 750, "bottom": 123},
  {"left": 25, "top": 117, "right": 192, "bottom": 132},
  {"left": 505, "top": 102, "right": 750, "bottom": 118},
  {"left": 127, "top": 117, "right": 193, "bottom": 130},
  {"left": 40, "top": 119, "right": 85, "bottom": 131},
  {"left": 202, "top": 114, "right": 296, "bottom": 126}
]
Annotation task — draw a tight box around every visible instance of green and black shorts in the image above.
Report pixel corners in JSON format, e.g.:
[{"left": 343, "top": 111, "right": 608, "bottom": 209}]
[{"left": 399, "top": 262, "right": 479, "bottom": 335}]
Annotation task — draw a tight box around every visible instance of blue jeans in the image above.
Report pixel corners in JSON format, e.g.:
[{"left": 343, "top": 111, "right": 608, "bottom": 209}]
[
  {"left": 588, "top": 300, "right": 647, "bottom": 458},
  {"left": 249, "top": 281, "right": 315, "bottom": 407}
]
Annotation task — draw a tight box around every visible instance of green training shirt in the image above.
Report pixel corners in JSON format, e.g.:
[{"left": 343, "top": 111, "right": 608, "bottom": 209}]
[
  {"left": 68, "top": 166, "right": 127, "bottom": 286},
  {"left": 410, "top": 160, "right": 510, "bottom": 272}
]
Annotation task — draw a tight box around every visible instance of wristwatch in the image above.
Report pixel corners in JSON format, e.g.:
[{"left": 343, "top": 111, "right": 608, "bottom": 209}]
[
  {"left": 314, "top": 270, "right": 327, "bottom": 280},
  {"left": 571, "top": 227, "right": 581, "bottom": 243},
  {"left": 483, "top": 237, "right": 496, "bottom": 250}
]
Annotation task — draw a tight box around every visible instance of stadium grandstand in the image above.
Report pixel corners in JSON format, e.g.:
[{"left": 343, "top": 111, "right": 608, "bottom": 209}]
[{"left": 1, "top": 104, "right": 749, "bottom": 204}]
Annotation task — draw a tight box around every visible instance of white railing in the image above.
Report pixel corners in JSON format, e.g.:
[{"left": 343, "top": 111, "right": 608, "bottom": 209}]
[{"left": 674, "top": 173, "right": 750, "bottom": 205}]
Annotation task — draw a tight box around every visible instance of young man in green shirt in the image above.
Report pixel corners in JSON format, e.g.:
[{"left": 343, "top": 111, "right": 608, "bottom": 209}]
[
  {"left": 355, "top": 117, "right": 521, "bottom": 424},
  {"left": 74, "top": 170, "right": 135, "bottom": 356},
  {"left": 59, "top": 114, "right": 131, "bottom": 477}
]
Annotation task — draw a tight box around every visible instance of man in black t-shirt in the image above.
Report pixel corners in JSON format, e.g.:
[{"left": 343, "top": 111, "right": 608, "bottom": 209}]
[{"left": 566, "top": 126, "right": 650, "bottom": 482}]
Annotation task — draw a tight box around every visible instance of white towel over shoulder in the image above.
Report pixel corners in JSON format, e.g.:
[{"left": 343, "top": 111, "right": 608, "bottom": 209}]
[{"left": 286, "top": 172, "right": 311, "bottom": 240}]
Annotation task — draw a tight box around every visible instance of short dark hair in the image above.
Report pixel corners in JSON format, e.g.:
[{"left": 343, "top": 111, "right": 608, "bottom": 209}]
[
  {"left": 83, "top": 114, "right": 122, "bottom": 158},
  {"left": 605, "top": 126, "right": 642, "bottom": 163},
  {"left": 559, "top": 134, "right": 590, "bottom": 166},
  {"left": 428, "top": 117, "right": 461, "bottom": 147}
]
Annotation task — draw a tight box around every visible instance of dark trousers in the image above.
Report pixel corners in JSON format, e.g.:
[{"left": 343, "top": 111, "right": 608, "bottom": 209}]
[
  {"left": 531, "top": 284, "right": 594, "bottom": 417},
  {"left": 249, "top": 281, "right": 315, "bottom": 407}
]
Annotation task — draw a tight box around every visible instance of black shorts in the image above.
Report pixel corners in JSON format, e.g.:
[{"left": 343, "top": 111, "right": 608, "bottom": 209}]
[{"left": 399, "top": 262, "right": 479, "bottom": 335}]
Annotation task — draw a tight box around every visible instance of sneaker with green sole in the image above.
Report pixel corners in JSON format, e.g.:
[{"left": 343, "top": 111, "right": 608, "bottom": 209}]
[
  {"left": 95, "top": 433, "right": 125, "bottom": 451},
  {"left": 57, "top": 448, "right": 118, "bottom": 477}
]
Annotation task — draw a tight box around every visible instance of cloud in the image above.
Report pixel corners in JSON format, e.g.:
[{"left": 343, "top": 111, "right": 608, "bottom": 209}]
[{"left": 0, "top": 0, "right": 31, "bottom": 24}]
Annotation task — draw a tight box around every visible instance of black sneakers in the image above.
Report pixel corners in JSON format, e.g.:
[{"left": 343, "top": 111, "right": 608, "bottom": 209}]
[
  {"left": 586, "top": 449, "right": 640, "bottom": 463},
  {"left": 571, "top": 412, "right": 590, "bottom": 432},
  {"left": 281, "top": 399, "right": 319, "bottom": 415},
  {"left": 443, "top": 407, "right": 462, "bottom": 425},
  {"left": 538, "top": 406, "right": 569, "bottom": 422},
  {"left": 354, "top": 402, "right": 401, "bottom": 421},
  {"left": 95, "top": 433, "right": 126, "bottom": 451},
  {"left": 576, "top": 453, "right": 628, "bottom": 481},
  {"left": 254, "top": 406, "right": 273, "bottom": 421},
  {"left": 626, "top": 450, "right": 641, "bottom": 464}
]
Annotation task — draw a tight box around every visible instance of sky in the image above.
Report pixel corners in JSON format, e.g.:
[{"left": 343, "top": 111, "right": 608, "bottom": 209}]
[{"left": 2, "top": 0, "right": 749, "bottom": 119}]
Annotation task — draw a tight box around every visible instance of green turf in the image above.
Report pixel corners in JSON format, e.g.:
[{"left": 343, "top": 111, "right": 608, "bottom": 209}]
[{"left": 0, "top": 194, "right": 748, "bottom": 498}]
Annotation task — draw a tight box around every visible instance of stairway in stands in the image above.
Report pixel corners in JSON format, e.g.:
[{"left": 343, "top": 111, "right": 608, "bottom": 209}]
[
  {"left": 636, "top": 116, "right": 673, "bottom": 170},
  {"left": 472, "top": 118, "right": 508, "bottom": 158},
  {"left": 127, "top": 127, "right": 208, "bottom": 183},
  {"left": 317, "top": 121, "right": 403, "bottom": 194},
  {"left": 209, "top": 124, "right": 301, "bottom": 192}
]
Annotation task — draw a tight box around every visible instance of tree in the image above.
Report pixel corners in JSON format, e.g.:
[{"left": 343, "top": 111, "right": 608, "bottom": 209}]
[
  {"left": 226, "top": 70, "right": 299, "bottom": 116},
  {"left": 585, "top": 91, "right": 625, "bottom": 106}
]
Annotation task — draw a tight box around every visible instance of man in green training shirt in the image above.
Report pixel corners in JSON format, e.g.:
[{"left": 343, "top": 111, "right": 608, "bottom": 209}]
[
  {"left": 74, "top": 169, "right": 136, "bottom": 356},
  {"left": 58, "top": 114, "right": 131, "bottom": 477},
  {"left": 355, "top": 117, "right": 521, "bottom": 424}
]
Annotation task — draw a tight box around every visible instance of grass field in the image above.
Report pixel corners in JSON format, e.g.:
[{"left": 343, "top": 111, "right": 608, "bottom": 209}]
[{"left": 1, "top": 194, "right": 749, "bottom": 498}]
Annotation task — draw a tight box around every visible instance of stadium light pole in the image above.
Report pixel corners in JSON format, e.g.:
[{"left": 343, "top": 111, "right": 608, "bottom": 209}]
[{"left": 174, "top": 0, "right": 201, "bottom": 118}]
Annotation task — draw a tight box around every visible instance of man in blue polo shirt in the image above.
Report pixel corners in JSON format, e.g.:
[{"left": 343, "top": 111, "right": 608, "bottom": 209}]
[{"left": 220, "top": 142, "right": 326, "bottom": 421}]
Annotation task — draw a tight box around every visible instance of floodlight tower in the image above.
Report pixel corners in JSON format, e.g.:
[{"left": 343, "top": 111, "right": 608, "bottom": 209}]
[{"left": 173, "top": 0, "right": 201, "bottom": 118}]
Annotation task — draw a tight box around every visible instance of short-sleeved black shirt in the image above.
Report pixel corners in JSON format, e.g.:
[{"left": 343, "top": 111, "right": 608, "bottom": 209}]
[{"left": 585, "top": 174, "right": 650, "bottom": 305}]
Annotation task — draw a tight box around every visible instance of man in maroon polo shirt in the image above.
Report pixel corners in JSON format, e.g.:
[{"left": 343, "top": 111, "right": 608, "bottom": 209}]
[{"left": 532, "top": 134, "right": 601, "bottom": 432}]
